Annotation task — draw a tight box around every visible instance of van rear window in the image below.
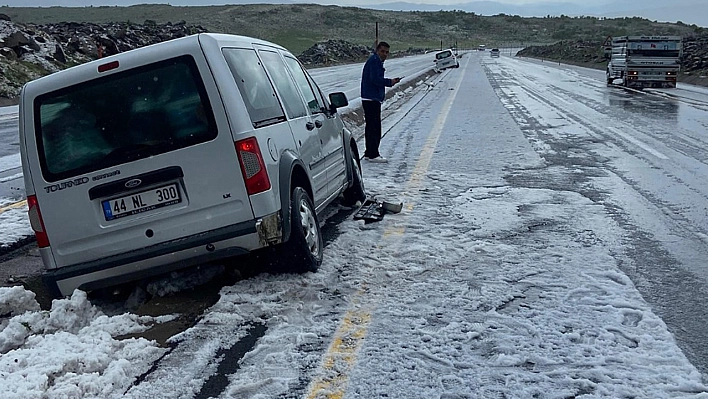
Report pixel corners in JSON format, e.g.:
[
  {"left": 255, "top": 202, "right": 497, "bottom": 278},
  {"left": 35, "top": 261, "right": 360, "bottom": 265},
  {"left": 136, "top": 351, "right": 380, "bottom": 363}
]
[
  {"left": 34, "top": 55, "right": 217, "bottom": 182},
  {"left": 436, "top": 51, "right": 452, "bottom": 60}
]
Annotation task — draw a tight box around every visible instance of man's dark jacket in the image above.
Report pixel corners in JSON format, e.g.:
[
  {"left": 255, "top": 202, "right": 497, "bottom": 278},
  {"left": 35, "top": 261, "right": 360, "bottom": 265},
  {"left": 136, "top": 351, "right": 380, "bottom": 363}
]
[{"left": 360, "top": 52, "right": 393, "bottom": 102}]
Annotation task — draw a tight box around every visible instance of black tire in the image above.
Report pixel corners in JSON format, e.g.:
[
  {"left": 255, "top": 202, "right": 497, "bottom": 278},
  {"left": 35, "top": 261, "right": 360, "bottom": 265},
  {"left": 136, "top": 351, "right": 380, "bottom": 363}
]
[
  {"left": 606, "top": 70, "right": 613, "bottom": 85},
  {"left": 281, "top": 187, "right": 322, "bottom": 273},
  {"left": 342, "top": 147, "right": 366, "bottom": 206}
]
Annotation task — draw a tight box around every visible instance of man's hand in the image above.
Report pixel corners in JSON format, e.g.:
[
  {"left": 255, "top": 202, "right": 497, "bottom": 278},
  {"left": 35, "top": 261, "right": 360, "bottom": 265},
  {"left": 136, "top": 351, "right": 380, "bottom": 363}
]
[{"left": 392, "top": 77, "right": 402, "bottom": 85}]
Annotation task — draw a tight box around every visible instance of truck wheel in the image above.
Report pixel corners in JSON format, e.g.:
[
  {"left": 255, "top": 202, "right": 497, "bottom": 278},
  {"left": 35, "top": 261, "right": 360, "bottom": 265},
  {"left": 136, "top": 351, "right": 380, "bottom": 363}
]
[
  {"left": 282, "top": 187, "right": 322, "bottom": 273},
  {"left": 342, "top": 146, "right": 366, "bottom": 206},
  {"left": 606, "top": 70, "right": 613, "bottom": 85},
  {"left": 620, "top": 72, "right": 628, "bottom": 87}
]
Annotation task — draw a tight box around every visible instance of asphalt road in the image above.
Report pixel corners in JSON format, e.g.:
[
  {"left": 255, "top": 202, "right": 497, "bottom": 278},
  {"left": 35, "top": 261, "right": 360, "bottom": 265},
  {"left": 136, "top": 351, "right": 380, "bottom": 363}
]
[
  {"left": 2, "top": 51, "right": 708, "bottom": 394},
  {"left": 481, "top": 53, "right": 708, "bottom": 377}
]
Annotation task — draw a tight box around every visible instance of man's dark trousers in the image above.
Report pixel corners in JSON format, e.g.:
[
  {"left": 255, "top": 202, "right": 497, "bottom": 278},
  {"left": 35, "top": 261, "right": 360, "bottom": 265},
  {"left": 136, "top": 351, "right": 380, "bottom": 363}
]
[{"left": 362, "top": 100, "right": 382, "bottom": 159}]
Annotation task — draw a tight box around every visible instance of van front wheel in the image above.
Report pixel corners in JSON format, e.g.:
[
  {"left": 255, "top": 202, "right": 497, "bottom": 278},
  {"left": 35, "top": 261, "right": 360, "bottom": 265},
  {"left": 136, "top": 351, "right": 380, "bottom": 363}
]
[
  {"left": 283, "top": 187, "right": 322, "bottom": 273},
  {"left": 342, "top": 147, "right": 366, "bottom": 206}
]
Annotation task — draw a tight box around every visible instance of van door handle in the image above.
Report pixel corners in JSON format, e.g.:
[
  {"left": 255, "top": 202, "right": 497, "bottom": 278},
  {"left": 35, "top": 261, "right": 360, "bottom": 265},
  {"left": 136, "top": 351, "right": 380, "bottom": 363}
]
[
  {"left": 314, "top": 120, "right": 323, "bottom": 128},
  {"left": 306, "top": 121, "right": 315, "bottom": 130}
]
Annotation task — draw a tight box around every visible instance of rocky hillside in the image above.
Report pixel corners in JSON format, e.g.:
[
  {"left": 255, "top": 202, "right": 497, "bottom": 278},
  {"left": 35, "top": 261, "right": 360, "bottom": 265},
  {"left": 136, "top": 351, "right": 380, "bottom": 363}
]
[
  {"left": 517, "top": 34, "right": 708, "bottom": 86},
  {"left": 0, "top": 14, "right": 424, "bottom": 104},
  {"left": 4, "top": 4, "right": 703, "bottom": 56},
  {"left": 298, "top": 39, "right": 371, "bottom": 66},
  {"left": 1, "top": 7, "right": 706, "bottom": 103},
  {"left": 0, "top": 17, "right": 208, "bottom": 103},
  {"left": 0, "top": 16, "right": 391, "bottom": 103}
]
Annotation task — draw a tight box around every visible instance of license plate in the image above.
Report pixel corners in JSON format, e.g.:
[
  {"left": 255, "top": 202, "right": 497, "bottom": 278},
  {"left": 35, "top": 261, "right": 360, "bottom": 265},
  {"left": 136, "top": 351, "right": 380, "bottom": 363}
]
[{"left": 102, "top": 183, "right": 181, "bottom": 221}]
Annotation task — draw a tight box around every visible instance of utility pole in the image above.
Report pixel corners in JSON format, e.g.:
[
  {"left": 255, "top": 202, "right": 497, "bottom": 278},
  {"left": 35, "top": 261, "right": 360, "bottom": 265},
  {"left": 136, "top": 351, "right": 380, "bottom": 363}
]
[{"left": 375, "top": 22, "right": 379, "bottom": 48}]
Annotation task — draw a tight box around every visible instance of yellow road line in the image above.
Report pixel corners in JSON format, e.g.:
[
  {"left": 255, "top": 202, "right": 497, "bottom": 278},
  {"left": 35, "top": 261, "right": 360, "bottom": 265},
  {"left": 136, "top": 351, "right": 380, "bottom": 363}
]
[
  {"left": 0, "top": 199, "right": 27, "bottom": 215},
  {"left": 305, "top": 63, "right": 466, "bottom": 399}
]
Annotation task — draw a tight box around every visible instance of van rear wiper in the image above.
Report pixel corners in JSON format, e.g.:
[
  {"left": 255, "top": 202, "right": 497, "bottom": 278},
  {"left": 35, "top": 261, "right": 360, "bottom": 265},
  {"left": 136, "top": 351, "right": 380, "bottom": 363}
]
[{"left": 103, "top": 143, "right": 165, "bottom": 163}]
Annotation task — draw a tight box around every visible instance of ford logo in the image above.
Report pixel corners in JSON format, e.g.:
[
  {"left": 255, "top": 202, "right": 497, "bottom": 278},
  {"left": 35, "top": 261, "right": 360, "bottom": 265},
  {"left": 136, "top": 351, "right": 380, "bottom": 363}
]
[{"left": 125, "top": 179, "right": 142, "bottom": 188}]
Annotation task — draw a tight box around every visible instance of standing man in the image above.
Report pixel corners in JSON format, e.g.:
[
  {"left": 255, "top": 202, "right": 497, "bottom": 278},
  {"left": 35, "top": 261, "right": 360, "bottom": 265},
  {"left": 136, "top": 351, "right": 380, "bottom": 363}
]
[{"left": 360, "top": 41, "right": 401, "bottom": 163}]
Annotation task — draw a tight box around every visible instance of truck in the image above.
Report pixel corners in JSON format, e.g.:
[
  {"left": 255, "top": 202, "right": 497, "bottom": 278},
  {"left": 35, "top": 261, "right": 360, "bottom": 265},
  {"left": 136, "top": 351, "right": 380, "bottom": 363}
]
[{"left": 605, "top": 36, "right": 682, "bottom": 89}]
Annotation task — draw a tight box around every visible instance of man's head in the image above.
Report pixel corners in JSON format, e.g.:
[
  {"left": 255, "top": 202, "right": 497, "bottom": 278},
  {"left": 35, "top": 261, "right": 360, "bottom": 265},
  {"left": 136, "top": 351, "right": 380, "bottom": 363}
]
[{"left": 376, "top": 41, "right": 391, "bottom": 61}]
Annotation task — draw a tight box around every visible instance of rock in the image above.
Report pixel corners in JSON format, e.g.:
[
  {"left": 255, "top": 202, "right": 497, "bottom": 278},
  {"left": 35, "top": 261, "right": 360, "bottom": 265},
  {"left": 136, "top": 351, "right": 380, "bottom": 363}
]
[
  {"left": 0, "top": 47, "right": 16, "bottom": 60},
  {"left": 0, "top": 19, "right": 209, "bottom": 101},
  {"left": 53, "top": 44, "right": 66, "bottom": 63},
  {"left": 4, "top": 31, "right": 39, "bottom": 56},
  {"left": 299, "top": 39, "right": 371, "bottom": 66}
]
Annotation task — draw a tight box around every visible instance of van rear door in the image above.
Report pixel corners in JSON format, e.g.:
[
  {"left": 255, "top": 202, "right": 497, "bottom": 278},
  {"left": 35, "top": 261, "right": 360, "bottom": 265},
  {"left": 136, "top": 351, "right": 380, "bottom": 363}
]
[{"left": 21, "top": 39, "right": 255, "bottom": 268}]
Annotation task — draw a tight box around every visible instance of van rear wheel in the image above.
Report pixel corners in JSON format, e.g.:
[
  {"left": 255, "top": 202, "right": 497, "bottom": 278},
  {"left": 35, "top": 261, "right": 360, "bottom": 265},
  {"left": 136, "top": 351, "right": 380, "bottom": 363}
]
[{"left": 282, "top": 187, "right": 322, "bottom": 273}]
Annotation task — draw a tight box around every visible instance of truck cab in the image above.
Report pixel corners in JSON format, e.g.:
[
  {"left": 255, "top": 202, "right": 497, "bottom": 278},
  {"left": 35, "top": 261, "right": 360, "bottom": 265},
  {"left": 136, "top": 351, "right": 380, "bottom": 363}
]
[{"left": 606, "top": 36, "right": 682, "bottom": 88}]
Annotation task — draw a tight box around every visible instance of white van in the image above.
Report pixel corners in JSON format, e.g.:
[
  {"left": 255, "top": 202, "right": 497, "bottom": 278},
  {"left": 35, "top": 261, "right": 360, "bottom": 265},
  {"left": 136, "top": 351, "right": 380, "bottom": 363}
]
[
  {"left": 433, "top": 49, "right": 459, "bottom": 71},
  {"left": 19, "top": 33, "right": 366, "bottom": 297}
]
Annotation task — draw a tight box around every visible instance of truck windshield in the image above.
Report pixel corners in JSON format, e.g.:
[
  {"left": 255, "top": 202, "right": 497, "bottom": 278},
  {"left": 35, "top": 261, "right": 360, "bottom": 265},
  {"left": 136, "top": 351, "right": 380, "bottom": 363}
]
[
  {"left": 628, "top": 49, "right": 681, "bottom": 57},
  {"left": 35, "top": 55, "right": 218, "bottom": 182}
]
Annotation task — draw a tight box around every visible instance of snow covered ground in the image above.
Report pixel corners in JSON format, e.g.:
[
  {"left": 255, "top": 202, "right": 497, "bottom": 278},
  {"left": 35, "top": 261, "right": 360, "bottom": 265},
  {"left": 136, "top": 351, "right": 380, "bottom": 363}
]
[{"left": 2, "top": 53, "right": 708, "bottom": 398}]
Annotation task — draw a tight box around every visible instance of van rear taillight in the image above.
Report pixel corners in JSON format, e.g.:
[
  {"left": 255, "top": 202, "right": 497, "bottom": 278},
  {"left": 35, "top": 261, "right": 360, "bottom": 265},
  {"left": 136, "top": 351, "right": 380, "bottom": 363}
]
[
  {"left": 27, "top": 195, "right": 50, "bottom": 248},
  {"left": 235, "top": 137, "right": 271, "bottom": 195}
]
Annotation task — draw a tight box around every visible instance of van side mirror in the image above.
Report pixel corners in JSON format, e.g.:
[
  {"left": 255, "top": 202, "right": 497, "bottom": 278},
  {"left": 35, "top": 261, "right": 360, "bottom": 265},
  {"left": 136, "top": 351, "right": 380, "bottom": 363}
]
[{"left": 328, "top": 92, "right": 348, "bottom": 113}]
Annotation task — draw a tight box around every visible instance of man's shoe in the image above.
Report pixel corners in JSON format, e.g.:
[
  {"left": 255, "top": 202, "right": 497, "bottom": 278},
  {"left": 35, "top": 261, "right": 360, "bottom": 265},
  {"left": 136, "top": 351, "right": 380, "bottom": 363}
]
[{"left": 367, "top": 156, "right": 388, "bottom": 163}]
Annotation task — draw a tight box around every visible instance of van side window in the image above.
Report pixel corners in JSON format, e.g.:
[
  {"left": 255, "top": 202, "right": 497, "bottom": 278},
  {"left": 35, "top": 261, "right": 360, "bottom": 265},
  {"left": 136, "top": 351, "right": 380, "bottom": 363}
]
[
  {"left": 35, "top": 55, "right": 217, "bottom": 182},
  {"left": 258, "top": 50, "right": 308, "bottom": 119},
  {"left": 305, "top": 71, "right": 330, "bottom": 111},
  {"left": 283, "top": 55, "right": 323, "bottom": 115},
  {"left": 222, "top": 48, "right": 285, "bottom": 128}
]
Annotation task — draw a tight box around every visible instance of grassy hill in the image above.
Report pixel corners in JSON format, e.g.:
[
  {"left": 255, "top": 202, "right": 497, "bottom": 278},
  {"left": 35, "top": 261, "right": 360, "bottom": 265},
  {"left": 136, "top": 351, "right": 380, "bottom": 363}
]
[
  {"left": 1, "top": 4, "right": 704, "bottom": 55},
  {"left": 0, "top": 3, "right": 705, "bottom": 101}
]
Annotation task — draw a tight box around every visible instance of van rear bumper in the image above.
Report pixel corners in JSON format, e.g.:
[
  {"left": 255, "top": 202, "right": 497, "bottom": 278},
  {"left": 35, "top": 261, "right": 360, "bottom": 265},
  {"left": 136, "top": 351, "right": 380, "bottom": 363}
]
[{"left": 43, "top": 219, "right": 263, "bottom": 297}]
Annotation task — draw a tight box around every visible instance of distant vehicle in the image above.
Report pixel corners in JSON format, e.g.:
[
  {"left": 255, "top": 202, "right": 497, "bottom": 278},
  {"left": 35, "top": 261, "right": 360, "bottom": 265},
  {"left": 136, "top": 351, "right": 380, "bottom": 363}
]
[
  {"left": 605, "top": 36, "right": 682, "bottom": 88},
  {"left": 490, "top": 48, "right": 500, "bottom": 57},
  {"left": 478, "top": 45, "right": 486, "bottom": 51},
  {"left": 19, "top": 33, "right": 366, "bottom": 297},
  {"left": 434, "top": 49, "right": 460, "bottom": 71}
]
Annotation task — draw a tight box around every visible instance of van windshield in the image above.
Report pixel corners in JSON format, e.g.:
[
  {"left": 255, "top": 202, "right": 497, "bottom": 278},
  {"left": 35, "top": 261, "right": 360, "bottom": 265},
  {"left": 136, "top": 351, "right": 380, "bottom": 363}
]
[
  {"left": 34, "top": 55, "right": 217, "bottom": 182},
  {"left": 436, "top": 51, "right": 452, "bottom": 60}
]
